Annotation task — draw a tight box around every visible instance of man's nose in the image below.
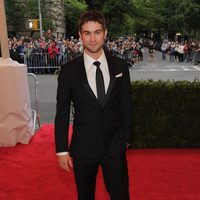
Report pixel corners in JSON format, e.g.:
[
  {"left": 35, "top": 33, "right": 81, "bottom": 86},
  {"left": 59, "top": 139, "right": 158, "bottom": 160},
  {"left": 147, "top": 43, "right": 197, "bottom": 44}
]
[{"left": 90, "top": 34, "right": 96, "bottom": 42}]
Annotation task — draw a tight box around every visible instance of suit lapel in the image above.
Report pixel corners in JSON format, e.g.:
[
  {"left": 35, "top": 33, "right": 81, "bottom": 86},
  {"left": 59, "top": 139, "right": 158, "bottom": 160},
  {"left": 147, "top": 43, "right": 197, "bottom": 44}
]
[
  {"left": 102, "top": 54, "right": 116, "bottom": 108},
  {"left": 79, "top": 54, "right": 116, "bottom": 108},
  {"left": 79, "top": 55, "right": 100, "bottom": 105}
]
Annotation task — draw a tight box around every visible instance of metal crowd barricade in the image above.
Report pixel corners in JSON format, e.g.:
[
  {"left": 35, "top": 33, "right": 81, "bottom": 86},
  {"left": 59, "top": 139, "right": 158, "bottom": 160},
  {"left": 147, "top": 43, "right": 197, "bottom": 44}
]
[
  {"left": 194, "top": 51, "right": 200, "bottom": 65},
  {"left": 24, "top": 53, "right": 68, "bottom": 74},
  {"left": 188, "top": 49, "right": 194, "bottom": 62},
  {"left": 123, "top": 50, "right": 137, "bottom": 68},
  {"left": 189, "top": 49, "right": 200, "bottom": 65},
  {"left": 27, "top": 73, "right": 40, "bottom": 133}
]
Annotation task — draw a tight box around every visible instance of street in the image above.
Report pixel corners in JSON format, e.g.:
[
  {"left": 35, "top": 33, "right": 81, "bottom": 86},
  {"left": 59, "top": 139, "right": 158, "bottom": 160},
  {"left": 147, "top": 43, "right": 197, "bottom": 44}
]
[
  {"left": 29, "top": 49, "right": 200, "bottom": 124},
  {"left": 130, "top": 48, "right": 200, "bottom": 81}
]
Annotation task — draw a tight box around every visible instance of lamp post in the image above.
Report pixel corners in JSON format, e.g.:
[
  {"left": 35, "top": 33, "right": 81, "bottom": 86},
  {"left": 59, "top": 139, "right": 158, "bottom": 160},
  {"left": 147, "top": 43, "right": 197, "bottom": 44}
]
[{"left": 38, "top": 0, "right": 43, "bottom": 38}]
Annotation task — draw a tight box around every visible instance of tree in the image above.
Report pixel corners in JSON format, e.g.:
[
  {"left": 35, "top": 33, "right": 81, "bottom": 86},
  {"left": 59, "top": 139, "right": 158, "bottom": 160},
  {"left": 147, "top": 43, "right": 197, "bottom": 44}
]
[
  {"left": 6, "top": 0, "right": 199, "bottom": 39},
  {"left": 130, "top": 0, "right": 200, "bottom": 40},
  {"left": 183, "top": 1, "right": 200, "bottom": 38},
  {"left": 102, "top": 0, "right": 133, "bottom": 33},
  {"left": 5, "top": 0, "right": 26, "bottom": 34},
  {"left": 83, "top": 0, "right": 138, "bottom": 36},
  {"left": 84, "top": 0, "right": 105, "bottom": 10},
  {"left": 5, "top": 0, "right": 56, "bottom": 37},
  {"left": 64, "top": 0, "right": 87, "bottom": 38}
]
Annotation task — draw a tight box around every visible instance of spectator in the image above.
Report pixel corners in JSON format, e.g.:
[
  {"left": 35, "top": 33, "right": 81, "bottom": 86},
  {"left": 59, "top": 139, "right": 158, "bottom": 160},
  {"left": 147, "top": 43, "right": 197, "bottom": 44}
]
[
  {"left": 174, "top": 41, "right": 179, "bottom": 62},
  {"left": 178, "top": 42, "right": 184, "bottom": 62},
  {"left": 161, "top": 40, "right": 168, "bottom": 60},
  {"left": 148, "top": 40, "right": 155, "bottom": 61},
  {"left": 169, "top": 42, "right": 175, "bottom": 62},
  {"left": 183, "top": 42, "right": 189, "bottom": 62},
  {"left": 48, "top": 42, "right": 58, "bottom": 73}
]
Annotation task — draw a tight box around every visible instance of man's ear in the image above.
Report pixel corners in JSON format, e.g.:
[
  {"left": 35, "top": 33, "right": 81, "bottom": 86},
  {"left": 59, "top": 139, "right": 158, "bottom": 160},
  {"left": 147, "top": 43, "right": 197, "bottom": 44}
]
[
  {"left": 104, "top": 29, "right": 107, "bottom": 39},
  {"left": 78, "top": 32, "right": 82, "bottom": 41}
]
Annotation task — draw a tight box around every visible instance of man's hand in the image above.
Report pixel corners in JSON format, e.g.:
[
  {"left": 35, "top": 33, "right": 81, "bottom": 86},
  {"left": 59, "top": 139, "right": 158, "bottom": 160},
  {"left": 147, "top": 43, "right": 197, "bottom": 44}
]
[
  {"left": 57, "top": 154, "right": 73, "bottom": 172},
  {"left": 126, "top": 143, "right": 132, "bottom": 149}
]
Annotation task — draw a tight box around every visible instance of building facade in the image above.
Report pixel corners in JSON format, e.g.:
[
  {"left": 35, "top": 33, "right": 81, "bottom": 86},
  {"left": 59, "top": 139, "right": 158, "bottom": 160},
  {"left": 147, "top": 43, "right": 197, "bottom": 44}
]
[{"left": 43, "top": 0, "right": 66, "bottom": 38}]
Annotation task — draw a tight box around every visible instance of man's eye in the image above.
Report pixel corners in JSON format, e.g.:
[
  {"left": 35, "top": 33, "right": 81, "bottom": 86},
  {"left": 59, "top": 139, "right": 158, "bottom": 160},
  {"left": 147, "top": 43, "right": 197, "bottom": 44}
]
[
  {"left": 96, "top": 31, "right": 101, "bottom": 34},
  {"left": 84, "top": 32, "right": 90, "bottom": 35}
]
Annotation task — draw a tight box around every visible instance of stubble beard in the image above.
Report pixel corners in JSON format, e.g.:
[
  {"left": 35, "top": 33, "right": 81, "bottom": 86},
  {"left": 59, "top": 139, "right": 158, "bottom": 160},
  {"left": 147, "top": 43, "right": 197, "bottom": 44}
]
[{"left": 84, "top": 43, "right": 103, "bottom": 55}]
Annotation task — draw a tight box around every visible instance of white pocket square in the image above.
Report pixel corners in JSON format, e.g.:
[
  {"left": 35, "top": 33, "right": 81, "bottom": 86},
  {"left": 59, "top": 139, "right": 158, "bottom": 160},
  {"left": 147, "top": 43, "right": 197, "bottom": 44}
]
[{"left": 115, "top": 73, "right": 123, "bottom": 78}]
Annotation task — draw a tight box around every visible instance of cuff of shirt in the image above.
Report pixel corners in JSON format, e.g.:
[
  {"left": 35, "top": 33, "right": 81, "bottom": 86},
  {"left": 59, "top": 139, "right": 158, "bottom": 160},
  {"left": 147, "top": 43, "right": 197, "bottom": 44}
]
[{"left": 56, "top": 152, "right": 69, "bottom": 156}]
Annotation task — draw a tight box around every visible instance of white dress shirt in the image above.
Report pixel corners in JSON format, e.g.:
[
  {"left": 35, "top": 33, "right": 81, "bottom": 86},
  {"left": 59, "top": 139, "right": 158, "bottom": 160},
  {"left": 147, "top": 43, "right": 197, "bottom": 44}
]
[
  {"left": 57, "top": 50, "right": 110, "bottom": 156},
  {"left": 84, "top": 51, "right": 110, "bottom": 96}
]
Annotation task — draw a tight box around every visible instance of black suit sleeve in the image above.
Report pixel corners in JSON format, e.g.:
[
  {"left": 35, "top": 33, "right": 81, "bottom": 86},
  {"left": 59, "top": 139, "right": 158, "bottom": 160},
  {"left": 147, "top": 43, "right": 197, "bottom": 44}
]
[
  {"left": 54, "top": 65, "right": 71, "bottom": 153},
  {"left": 121, "top": 61, "right": 134, "bottom": 144}
]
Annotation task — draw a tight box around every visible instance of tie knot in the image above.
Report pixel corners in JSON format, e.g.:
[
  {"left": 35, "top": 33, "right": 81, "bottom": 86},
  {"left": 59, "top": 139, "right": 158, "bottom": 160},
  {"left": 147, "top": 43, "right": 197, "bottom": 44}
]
[{"left": 93, "top": 61, "right": 101, "bottom": 68}]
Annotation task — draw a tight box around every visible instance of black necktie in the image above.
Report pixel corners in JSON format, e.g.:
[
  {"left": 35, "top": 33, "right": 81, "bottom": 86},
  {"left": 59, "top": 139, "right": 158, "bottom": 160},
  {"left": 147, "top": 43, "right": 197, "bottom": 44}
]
[{"left": 93, "top": 61, "right": 105, "bottom": 105}]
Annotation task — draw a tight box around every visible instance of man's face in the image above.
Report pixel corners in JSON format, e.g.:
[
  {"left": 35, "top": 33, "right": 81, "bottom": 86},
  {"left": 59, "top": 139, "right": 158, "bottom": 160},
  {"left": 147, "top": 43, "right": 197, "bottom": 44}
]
[{"left": 79, "top": 21, "right": 107, "bottom": 58}]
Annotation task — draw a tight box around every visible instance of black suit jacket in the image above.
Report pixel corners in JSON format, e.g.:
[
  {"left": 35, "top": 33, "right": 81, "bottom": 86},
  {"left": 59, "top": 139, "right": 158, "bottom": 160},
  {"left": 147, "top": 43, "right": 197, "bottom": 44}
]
[{"left": 55, "top": 53, "right": 133, "bottom": 159}]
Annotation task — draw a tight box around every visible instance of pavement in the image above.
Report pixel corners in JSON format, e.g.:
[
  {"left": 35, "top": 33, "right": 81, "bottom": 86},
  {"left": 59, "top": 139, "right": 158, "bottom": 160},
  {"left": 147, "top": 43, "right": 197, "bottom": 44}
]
[
  {"left": 28, "top": 48, "right": 200, "bottom": 125},
  {"left": 130, "top": 48, "right": 200, "bottom": 81}
]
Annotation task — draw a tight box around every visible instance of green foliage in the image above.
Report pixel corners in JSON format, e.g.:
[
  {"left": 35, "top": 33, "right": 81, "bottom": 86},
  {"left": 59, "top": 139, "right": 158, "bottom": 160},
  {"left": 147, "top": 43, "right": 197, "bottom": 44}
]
[
  {"left": 81, "top": 0, "right": 199, "bottom": 38},
  {"left": 24, "top": 0, "right": 39, "bottom": 18},
  {"left": 5, "top": 0, "right": 200, "bottom": 39},
  {"left": 131, "top": 0, "right": 200, "bottom": 39},
  {"left": 102, "top": 0, "right": 135, "bottom": 35},
  {"left": 131, "top": 80, "right": 200, "bottom": 148},
  {"left": 63, "top": 0, "right": 136, "bottom": 36},
  {"left": 64, "top": 0, "right": 87, "bottom": 37},
  {"left": 5, "top": 0, "right": 26, "bottom": 32},
  {"left": 84, "top": 0, "right": 104, "bottom": 10},
  {"left": 184, "top": 2, "right": 200, "bottom": 31},
  {"left": 5, "top": 0, "right": 56, "bottom": 35}
]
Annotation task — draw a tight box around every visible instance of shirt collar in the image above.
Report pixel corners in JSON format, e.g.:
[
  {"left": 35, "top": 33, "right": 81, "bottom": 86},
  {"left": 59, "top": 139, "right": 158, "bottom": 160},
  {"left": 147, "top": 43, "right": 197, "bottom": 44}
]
[{"left": 84, "top": 50, "right": 106, "bottom": 70}]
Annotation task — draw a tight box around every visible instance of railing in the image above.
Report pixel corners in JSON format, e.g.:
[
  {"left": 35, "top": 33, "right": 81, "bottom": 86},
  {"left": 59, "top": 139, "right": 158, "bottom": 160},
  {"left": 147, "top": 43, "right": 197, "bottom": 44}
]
[
  {"left": 27, "top": 73, "right": 40, "bottom": 132},
  {"left": 188, "top": 49, "right": 200, "bottom": 65},
  {"left": 123, "top": 50, "right": 137, "bottom": 68},
  {"left": 23, "top": 53, "right": 68, "bottom": 74},
  {"left": 22, "top": 52, "right": 84, "bottom": 74},
  {"left": 22, "top": 49, "right": 200, "bottom": 73}
]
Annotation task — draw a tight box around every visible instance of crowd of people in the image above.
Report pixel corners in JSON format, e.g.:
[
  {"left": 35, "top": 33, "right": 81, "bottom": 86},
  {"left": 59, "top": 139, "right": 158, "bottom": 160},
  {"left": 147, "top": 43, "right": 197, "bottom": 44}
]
[
  {"left": 7, "top": 35, "right": 200, "bottom": 74},
  {"left": 8, "top": 35, "right": 145, "bottom": 73},
  {"left": 148, "top": 39, "right": 200, "bottom": 64},
  {"left": 106, "top": 37, "right": 144, "bottom": 68},
  {"left": 9, "top": 36, "right": 144, "bottom": 73},
  {"left": 8, "top": 36, "right": 82, "bottom": 73}
]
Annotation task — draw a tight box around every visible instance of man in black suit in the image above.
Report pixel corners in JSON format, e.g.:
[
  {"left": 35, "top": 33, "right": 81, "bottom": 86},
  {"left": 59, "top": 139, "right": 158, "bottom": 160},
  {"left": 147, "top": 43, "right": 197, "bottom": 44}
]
[{"left": 55, "top": 10, "right": 133, "bottom": 200}]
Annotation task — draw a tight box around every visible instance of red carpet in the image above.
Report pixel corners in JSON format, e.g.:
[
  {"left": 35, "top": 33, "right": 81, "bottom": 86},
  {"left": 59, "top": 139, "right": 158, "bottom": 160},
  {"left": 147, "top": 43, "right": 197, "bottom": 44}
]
[{"left": 0, "top": 124, "right": 200, "bottom": 200}]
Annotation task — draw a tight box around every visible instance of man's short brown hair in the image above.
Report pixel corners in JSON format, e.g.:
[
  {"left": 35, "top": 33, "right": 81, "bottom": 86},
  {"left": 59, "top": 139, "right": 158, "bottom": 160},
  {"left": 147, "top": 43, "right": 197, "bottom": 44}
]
[{"left": 78, "top": 10, "right": 106, "bottom": 32}]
